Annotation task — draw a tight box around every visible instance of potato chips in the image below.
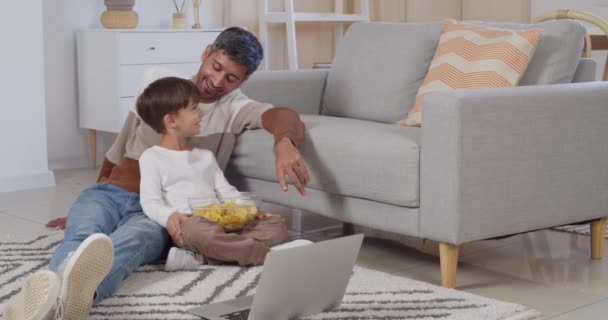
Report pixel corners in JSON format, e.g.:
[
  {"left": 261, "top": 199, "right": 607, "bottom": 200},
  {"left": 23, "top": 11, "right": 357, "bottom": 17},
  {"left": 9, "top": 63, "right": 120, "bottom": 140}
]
[{"left": 192, "top": 199, "right": 258, "bottom": 230}]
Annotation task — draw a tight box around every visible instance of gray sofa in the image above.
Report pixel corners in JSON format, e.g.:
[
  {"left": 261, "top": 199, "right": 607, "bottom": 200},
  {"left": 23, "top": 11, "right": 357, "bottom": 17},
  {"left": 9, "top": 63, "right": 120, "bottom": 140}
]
[{"left": 228, "top": 20, "right": 608, "bottom": 288}]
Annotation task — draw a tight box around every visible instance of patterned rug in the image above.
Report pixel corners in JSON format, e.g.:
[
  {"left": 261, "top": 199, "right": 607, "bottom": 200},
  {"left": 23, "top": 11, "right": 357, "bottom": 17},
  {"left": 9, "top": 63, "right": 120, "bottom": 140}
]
[{"left": 0, "top": 233, "right": 541, "bottom": 320}]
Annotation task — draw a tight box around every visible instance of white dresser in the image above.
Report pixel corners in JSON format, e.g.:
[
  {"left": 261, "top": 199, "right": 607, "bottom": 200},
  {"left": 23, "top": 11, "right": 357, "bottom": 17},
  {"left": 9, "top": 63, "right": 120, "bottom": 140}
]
[{"left": 77, "top": 28, "right": 222, "bottom": 167}]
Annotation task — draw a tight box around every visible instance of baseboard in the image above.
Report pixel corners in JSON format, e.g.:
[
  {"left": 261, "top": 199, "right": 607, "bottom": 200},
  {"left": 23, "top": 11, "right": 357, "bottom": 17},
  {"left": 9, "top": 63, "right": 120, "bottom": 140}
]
[
  {"left": 48, "top": 131, "right": 115, "bottom": 170},
  {"left": 48, "top": 155, "right": 88, "bottom": 170},
  {"left": 48, "top": 154, "right": 105, "bottom": 170},
  {"left": 0, "top": 170, "right": 56, "bottom": 192}
]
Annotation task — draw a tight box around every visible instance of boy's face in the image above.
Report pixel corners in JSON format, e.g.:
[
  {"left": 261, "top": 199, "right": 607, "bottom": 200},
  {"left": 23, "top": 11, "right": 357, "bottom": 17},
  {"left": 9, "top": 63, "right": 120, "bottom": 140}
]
[
  {"left": 194, "top": 47, "right": 248, "bottom": 103},
  {"left": 170, "top": 101, "right": 203, "bottom": 137}
]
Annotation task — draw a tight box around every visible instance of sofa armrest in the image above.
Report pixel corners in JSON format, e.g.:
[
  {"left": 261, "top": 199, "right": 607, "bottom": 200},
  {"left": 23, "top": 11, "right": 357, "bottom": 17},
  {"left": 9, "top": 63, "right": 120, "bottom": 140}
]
[
  {"left": 240, "top": 69, "right": 328, "bottom": 115},
  {"left": 420, "top": 82, "right": 608, "bottom": 244}
]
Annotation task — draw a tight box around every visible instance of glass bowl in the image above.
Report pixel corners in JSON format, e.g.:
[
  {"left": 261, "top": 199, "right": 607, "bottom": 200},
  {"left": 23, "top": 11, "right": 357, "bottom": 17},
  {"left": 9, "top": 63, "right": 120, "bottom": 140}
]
[{"left": 188, "top": 192, "right": 260, "bottom": 231}]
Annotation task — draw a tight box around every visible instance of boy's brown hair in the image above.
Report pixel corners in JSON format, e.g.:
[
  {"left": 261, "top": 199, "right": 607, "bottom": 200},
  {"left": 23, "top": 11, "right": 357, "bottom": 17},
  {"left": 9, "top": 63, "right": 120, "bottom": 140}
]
[{"left": 136, "top": 77, "right": 201, "bottom": 133}]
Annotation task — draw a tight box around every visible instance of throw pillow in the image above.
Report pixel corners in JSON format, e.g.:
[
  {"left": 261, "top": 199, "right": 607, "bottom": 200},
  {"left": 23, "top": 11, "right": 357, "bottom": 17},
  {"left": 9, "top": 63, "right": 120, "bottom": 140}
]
[{"left": 399, "top": 20, "right": 543, "bottom": 127}]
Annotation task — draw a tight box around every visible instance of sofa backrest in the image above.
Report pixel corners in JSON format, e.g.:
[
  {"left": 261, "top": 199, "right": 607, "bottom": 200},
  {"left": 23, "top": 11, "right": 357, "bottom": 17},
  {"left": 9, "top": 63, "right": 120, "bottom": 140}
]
[
  {"left": 471, "top": 20, "right": 586, "bottom": 85},
  {"left": 242, "top": 69, "right": 328, "bottom": 115},
  {"left": 322, "top": 22, "right": 443, "bottom": 123},
  {"left": 323, "top": 20, "right": 586, "bottom": 123}
]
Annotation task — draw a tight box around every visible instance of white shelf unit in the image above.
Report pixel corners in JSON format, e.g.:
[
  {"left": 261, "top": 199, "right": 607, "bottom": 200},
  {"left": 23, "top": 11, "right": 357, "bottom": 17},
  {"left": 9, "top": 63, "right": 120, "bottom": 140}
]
[
  {"left": 77, "top": 28, "right": 221, "bottom": 167},
  {"left": 258, "top": 0, "right": 370, "bottom": 70}
]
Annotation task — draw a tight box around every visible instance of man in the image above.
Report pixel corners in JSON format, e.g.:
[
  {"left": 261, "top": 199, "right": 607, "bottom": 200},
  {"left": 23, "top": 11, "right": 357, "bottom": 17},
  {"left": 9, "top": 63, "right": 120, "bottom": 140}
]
[{"left": 6, "top": 27, "right": 309, "bottom": 320}]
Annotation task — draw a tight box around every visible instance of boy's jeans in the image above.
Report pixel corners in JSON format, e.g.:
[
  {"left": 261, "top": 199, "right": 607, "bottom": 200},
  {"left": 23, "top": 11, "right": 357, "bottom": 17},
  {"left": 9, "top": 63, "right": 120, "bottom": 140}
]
[{"left": 48, "top": 183, "right": 170, "bottom": 303}]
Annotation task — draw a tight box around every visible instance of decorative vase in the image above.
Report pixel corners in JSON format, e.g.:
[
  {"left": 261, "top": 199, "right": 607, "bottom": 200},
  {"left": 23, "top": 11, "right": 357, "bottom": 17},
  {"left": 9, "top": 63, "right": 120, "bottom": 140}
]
[
  {"left": 101, "top": 0, "right": 138, "bottom": 29},
  {"left": 172, "top": 12, "right": 187, "bottom": 29},
  {"left": 101, "top": 11, "right": 138, "bottom": 29}
]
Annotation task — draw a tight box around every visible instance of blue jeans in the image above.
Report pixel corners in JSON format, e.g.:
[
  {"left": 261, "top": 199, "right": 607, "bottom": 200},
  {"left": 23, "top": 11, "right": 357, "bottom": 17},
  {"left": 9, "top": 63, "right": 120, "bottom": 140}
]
[{"left": 48, "top": 183, "right": 170, "bottom": 303}]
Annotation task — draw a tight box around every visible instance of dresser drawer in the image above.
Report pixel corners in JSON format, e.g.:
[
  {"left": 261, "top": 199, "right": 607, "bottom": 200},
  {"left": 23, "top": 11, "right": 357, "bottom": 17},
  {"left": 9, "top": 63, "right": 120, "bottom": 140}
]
[
  {"left": 119, "top": 32, "right": 217, "bottom": 65},
  {"left": 78, "top": 28, "right": 221, "bottom": 134},
  {"left": 119, "top": 63, "right": 201, "bottom": 97}
]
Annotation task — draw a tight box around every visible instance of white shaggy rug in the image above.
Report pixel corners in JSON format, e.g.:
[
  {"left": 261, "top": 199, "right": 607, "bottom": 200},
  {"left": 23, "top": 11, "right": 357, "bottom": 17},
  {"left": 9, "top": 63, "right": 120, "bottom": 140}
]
[{"left": 0, "top": 233, "right": 540, "bottom": 320}]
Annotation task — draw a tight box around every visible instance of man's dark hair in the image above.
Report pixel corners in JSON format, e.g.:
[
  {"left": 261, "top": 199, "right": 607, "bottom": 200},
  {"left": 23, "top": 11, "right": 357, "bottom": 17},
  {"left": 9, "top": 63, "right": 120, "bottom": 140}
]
[
  {"left": 136, "top": 77, "right": 201, "bottom": 134},
  {"left": 210, "top": 27, "right": 263, "bottom": 76}
]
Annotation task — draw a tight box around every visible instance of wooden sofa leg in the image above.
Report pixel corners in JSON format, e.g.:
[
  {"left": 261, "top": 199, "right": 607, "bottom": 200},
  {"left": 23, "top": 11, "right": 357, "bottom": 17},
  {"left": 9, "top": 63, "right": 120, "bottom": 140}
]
[
  {"left": 590, "top": 218, "right": 607, "bottom": 259},
  {"left": 439, "top": 242, "right": 459, "bottom": 288}
]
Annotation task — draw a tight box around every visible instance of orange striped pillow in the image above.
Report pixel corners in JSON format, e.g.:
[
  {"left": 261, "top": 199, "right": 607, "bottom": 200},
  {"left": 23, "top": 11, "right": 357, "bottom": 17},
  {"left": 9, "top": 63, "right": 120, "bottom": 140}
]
[{"left": 398, "top": 20, "right": 543, "bottom": 127}]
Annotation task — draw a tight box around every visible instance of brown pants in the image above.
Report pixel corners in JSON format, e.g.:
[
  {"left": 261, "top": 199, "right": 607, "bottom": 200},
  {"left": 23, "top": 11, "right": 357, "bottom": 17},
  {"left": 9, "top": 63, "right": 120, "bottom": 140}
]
[{"left": 180, "top": 215, "right": 288, "bottom": 266}]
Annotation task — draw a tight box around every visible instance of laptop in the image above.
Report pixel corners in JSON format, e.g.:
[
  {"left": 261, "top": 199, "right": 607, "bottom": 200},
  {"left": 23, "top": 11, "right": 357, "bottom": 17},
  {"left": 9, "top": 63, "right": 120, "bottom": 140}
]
[{"left": 188, "top": 233, "right": 364, "bottom": 320}]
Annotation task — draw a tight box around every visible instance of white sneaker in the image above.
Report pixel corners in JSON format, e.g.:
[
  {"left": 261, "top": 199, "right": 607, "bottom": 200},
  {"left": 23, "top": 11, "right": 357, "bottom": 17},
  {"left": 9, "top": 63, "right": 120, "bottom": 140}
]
[
  {"left": 4, "top": 270, "right": 62, "bottom": 320},
  {"left": 57, "top": 233, "right": 113, "bottom": 320},
  {"left": 270, "top": 239, "right": 314, "bottom": 251},
  {"left": 165, "top": 247, "right": 205, "bottom": 271}
]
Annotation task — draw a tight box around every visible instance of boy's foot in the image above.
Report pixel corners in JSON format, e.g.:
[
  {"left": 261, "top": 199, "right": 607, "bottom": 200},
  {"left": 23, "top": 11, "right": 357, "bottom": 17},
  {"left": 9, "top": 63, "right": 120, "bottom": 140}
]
[
  {"left": 165, "top": 247, "right": 205, "bottom": 271},
  {"left": 58, "top": 233, "right": 113, "bottom": 320},
  {"left": 270, "top": 239, "right": 314, "bottom": 251},
  {"left": 4, "top": 270, "right": 62, "bottom": 320}
]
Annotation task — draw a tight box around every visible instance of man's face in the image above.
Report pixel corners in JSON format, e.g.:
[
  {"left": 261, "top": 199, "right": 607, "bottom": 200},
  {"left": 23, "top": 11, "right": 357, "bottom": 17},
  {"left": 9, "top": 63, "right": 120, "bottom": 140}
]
[{"left": 194, "top": 47, "right": 248, "bottom": 103}]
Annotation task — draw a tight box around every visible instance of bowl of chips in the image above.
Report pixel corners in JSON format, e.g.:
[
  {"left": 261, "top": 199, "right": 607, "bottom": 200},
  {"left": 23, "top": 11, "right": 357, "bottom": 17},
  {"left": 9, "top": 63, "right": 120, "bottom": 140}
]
[{"left": 189, "top": 192, "right": 260, "bottom": 231}]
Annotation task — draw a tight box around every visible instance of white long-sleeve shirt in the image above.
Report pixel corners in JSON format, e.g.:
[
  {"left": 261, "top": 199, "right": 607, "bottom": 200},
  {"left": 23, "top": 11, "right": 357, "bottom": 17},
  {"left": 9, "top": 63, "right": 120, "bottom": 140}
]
[{"left": 139, "top": 146, "right": 238, "bottom": 227}]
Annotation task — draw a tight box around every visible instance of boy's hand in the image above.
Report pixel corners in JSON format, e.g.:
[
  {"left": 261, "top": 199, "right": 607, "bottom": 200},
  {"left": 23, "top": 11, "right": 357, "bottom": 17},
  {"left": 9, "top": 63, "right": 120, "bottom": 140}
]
[
  {"left": 167, "top": 212, "right": 190, "bottom": 246},
  {"left": 255, "top": 210, "right": 274, "bottom": 220}
]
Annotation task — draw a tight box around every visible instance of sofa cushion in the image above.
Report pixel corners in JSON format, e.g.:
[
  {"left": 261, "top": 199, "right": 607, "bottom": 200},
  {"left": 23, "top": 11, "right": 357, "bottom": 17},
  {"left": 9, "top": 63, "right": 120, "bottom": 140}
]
[
  {"left": 322, "top": 22, "right": 443, "bottom": 123},
  {"left": 227, "top": 115, "right": 421, "bottom": 208},
  {"left": 400, "top": 20, "right": 543, "bottom": 126},
  {"left": 572, "top": 58, "right": 597, "bottom": 83},
  {"left": 472, "top": 20, "right": 586, "bottom": 85}
]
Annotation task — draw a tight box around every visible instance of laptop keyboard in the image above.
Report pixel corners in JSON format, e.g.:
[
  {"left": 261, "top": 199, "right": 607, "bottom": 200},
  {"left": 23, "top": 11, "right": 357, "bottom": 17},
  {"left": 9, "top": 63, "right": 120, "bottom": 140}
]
[{"left": 220, "top": 309, "right": 250, "bottom": 320}]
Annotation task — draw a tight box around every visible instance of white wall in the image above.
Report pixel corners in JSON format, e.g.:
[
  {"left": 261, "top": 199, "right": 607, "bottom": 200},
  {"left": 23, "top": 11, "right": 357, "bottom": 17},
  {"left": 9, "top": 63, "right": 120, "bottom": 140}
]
[
  {"left": 44, "top": 0, "right": 223, "bottom": 170},
  {"left": 0, "top": 1, "right": 55, "bottom": 192}
]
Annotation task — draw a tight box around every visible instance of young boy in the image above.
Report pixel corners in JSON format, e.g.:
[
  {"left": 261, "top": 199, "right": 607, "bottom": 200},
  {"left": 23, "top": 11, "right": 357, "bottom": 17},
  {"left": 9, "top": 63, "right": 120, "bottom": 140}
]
[{"left": 137, "top": 76, "right": 290, "bottom": 270}]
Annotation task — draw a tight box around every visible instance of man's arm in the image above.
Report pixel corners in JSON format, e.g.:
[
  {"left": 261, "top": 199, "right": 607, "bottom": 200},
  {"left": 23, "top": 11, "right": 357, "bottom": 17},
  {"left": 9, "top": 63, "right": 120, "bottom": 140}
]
[
  {"left": 220, "top": 89, "right": 311, "bottom": 195},
  {"left": 261, "top": 106, "right": 310, "bottom": 195},
  {"left": 261, "top": 106, "right": 305, "bottom": 148}
]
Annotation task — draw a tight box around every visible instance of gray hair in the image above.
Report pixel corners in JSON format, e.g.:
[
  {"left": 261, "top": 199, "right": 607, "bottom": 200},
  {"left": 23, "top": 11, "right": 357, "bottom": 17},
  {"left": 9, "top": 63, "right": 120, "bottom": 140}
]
[{"left": 210, "top": 27, "right": 263, "bottom": 76}]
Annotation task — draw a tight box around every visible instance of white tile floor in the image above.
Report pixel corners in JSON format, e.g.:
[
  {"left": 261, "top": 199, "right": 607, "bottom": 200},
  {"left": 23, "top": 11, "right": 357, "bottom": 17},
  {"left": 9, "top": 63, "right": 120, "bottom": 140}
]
[{"left": 2, "top": 168, "right": 608, "bottom": 319}]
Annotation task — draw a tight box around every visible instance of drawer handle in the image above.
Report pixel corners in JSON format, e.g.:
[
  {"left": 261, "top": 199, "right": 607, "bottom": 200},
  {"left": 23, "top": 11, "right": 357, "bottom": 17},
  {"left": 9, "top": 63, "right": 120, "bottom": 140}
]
[{"left": 146, "top": 46, "right": 156, "bottom": 51}]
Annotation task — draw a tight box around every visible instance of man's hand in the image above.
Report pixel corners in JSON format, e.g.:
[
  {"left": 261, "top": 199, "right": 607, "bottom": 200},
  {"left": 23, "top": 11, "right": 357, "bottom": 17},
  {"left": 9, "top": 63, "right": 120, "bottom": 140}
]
[
  {"left": 167, "top": 212, "right": 190, "bottom": 247},
  {"left": 46, "top": 217, "right": 67, "bottom": 230},
  {"left": 274, "top": 137, "right": 310, "bottom": 195}
]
